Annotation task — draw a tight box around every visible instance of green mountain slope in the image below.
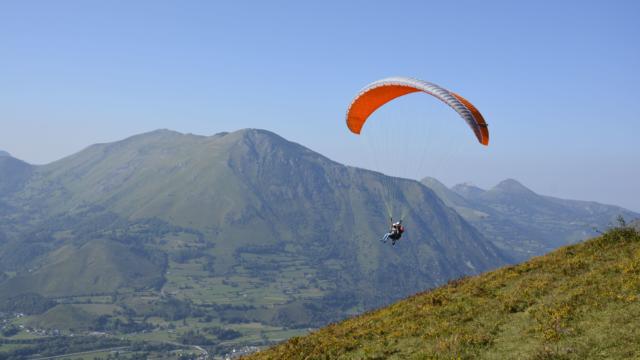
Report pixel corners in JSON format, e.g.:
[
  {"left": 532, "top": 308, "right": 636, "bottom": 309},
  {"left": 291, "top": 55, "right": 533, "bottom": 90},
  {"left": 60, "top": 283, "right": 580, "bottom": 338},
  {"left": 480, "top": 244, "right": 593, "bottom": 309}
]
[
  {"left": 27, "top": 304, "right": 98, "bottom": 331},
  {"left": 246, "top": 225, "right": 640, "bottom": 359},
  {"left": 0, "top": 129, "right": 505, "bottom": 326},
  {"left": 422, "top": 178, "right": 638, "bottom": 261},
  {"left": 0, "top": 155, "right": 33, "bottom": 196},
  {"left": 0, "top": 239, "right": 164, "bottom": 297},
  {"left": 421, "top": 177, "right": 489, "bottom": 221}
]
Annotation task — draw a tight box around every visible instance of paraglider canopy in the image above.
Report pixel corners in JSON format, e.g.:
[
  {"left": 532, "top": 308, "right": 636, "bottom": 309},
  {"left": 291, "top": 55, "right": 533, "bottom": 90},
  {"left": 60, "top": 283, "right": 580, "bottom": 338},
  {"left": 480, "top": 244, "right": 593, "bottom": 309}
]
[{"left": 346, "top": 77, "right": 489, "bottom": 145}]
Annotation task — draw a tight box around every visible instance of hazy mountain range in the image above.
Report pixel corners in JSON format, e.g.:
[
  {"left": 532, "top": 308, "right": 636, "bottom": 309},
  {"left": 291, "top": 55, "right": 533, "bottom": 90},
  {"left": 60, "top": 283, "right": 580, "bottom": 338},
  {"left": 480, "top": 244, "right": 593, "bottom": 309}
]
[
  {"left": 0, "top": 129, "right": 504, "bottom": 329},
  {"left": 0, "top": 129, "right": 637, "bottom": 355},
  {"left": 422, "top": 177, "right": 637, "bottom": 261}
]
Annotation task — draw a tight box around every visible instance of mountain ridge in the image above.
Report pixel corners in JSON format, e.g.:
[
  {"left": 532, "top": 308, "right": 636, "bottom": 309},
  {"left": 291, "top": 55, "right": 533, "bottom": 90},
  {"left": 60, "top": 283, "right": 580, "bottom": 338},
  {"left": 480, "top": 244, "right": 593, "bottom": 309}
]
[
  {"left": 0, "top": 128, "right": 506, "bottom": 327},
  {"left": 1, "top": 128, "right": 636, "bottom": 355},
  {"left": 0, "top": 153, "right": 34, "bottom": 196},
  {"left": 451, "top": 182, "right": 486, "bottom": 200},
  {"left": 422, "top": 177, "right": 638, "bottom": 261}
]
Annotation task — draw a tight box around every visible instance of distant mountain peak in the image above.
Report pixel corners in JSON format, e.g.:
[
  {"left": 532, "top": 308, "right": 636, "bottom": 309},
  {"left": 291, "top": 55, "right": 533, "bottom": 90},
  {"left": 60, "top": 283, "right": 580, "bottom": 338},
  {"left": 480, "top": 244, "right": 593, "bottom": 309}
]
[
  {"left": 229, "top": 128, "right": 285, "bottom": 140},
  {"left": 114, "top": 129, "right": 192, "bottom": 143},
  {"left": 421, "top": 176, "right": 446, "bottom": 187},
  {"left": 452, "top": 182, "right": 486, "bottom": 199},
  {"left": 119, "top": 128, "right": 280, "bottom": 145},
  {"left": 93, "top": 129, "right": 296, "bottom": 153},
  {"left": 104, "top": 129, "right": 239, "bottom": 152},
  {"left": 491, "top": 178, "right": 534, "bottom": 194},
  {"left": 455, "top": 182, "right": 482, "bottom": 189},
  {"left": 224, "top": 128, "right": 316, "bottom": 158},
  {"left": 150, "top": 128, "right": 178, "bottom": 134},
  {"left": 139, "top": 128, "right": 184, "bottom": 137},
  {"left": 0, "top": 150, "right": 11, "bottom": 157}
]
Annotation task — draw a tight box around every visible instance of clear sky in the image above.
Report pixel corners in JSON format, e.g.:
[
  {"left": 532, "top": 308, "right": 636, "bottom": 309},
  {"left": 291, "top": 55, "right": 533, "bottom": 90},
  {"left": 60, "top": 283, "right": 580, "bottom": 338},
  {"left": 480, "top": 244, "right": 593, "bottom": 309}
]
[{"left": 1, "top": 0, "right": 639, "bottom": 212}]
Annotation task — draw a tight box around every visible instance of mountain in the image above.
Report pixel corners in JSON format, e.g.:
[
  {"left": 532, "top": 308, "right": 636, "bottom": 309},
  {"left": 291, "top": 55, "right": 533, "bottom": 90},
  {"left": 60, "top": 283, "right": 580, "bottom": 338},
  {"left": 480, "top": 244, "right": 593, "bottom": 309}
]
[
  {"left": 451, "top": 182, "right": 486, "bottom": 200},
  {"left": 421, "top": 177, "right": 488, "bottom": 221},
  {"left": 0, "top": 239, "right": 164, "bottom": 297},
  {"left": 245, "top": 225, "right": 640, "bottom": 359},
  {"left": 422, "top": 178, "right": 638, "bottom": 261},
  {"left": 0, "top": 129, "right": 505, "bottom": 331},
  {"left": 0, "top": 153, "right": 33, "bottom": 196},
  {"left": 0, "top": 150, "right": 11, "bottom": 157}
]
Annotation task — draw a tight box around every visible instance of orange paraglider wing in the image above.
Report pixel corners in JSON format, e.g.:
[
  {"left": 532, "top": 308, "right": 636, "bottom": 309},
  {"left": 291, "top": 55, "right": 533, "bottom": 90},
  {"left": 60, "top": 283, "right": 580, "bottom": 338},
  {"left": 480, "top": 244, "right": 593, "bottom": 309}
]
[{"left": 346, "top": 77, "right": 489, "bottom": 146}]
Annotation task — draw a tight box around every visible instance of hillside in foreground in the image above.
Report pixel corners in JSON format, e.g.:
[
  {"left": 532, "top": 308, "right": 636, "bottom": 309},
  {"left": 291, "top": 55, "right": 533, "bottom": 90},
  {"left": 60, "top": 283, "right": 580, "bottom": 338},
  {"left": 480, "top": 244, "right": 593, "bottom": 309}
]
[{"left": 245, "top": 224, "right": 640, "bottom": 359}]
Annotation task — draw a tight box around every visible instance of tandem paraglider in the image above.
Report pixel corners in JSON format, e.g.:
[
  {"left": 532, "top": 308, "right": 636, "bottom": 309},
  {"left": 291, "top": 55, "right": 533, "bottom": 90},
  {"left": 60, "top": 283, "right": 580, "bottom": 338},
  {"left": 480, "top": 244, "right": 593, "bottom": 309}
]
[
  {"left": 382, "top": 218, "right": 405, "bottom": 246},
  {"left": 345, "top": 76, "right": 490, "bottom": 246}
]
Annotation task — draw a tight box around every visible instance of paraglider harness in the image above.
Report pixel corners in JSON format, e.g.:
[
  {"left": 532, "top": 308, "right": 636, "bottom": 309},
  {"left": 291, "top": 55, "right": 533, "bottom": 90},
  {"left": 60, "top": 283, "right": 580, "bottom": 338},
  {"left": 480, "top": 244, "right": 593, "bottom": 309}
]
[{"left": 382, "top": 218, "right": 404, "bottom": 246}]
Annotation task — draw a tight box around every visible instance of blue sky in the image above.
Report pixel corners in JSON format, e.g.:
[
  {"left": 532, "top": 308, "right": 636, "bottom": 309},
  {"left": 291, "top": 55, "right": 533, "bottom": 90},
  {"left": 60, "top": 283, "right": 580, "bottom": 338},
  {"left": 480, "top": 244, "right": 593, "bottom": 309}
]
[{"left": 1, "top": 0, "right": 639, "bottom": 211}]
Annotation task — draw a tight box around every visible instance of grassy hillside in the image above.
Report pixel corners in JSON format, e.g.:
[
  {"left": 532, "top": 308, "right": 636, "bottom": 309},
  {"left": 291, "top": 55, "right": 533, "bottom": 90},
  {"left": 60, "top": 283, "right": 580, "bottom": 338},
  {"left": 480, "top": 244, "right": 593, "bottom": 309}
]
[
  {"left": 0, "top": 239, "right": 164, "bottom": 297},
  {"left": 27, "top": 304, "right": 98, "bottom": 331},
  {"left": 245, "top": 224, "right": 640, "bottom": 359}
]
